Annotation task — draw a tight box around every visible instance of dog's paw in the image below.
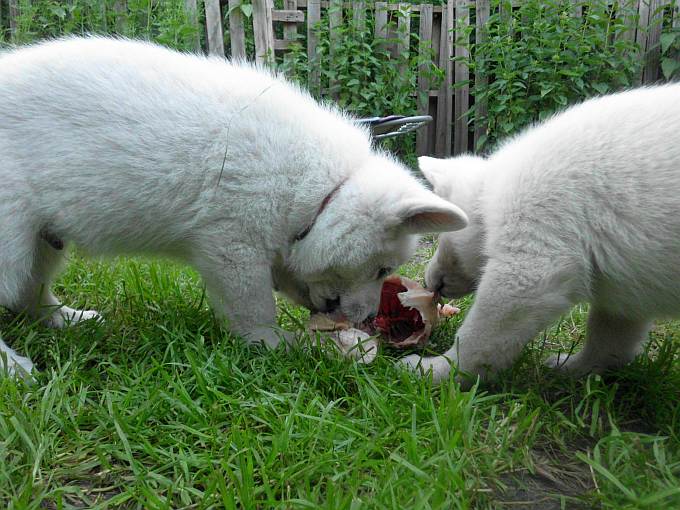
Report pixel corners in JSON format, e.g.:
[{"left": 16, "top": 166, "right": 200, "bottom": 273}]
[
  {"left": 44, "top": 307, "right": 102, "bottom": 329},
  {"left": 244, "top": 327, "right": 296, "bottom": 350},
  {"left": 398, "top": 353, "right": 452, "bottom": 384},
  {"left": 545, "top": 352, "right": 596, "bottom": 376}
]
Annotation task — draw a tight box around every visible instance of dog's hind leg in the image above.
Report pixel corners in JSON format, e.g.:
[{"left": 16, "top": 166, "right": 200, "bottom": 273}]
[
  {"left": 546, "top": 306, "right": 651, "bottom": 375},
  {"left": 14, "top": 237, "right": 101, "bottom": 329},
  {"left": 0, "top": 217, "right": 40, "bottom": 377}
]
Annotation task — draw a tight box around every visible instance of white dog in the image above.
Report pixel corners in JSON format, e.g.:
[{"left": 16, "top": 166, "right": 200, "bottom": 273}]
[
  {"left": 0, "top": 37, "right": 468, "bottom": 377},
  {"left": 402, "top": 84, "right": 680, "bottom": 385}
]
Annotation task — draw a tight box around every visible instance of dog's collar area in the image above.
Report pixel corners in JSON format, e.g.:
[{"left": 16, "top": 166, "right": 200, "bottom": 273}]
[{"left": 294, "top": 179, "right": 348, "bottom": 243}]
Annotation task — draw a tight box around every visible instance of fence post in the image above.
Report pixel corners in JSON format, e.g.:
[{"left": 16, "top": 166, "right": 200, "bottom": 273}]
[
  {"left": 253, "top": 0, "right": 275, "bottom": 65},
  {"left": 205, "top": 0, "right": 225, "bottom": 56},
  {"left": 307, "top": 0, "right": 322, "bottom": 95},
  {"left": 113, "top": 0, "right": 128, "bottom": 34},
  {"left": 282, "top": 0, "right": 298, "bottom": 66},
  {"left": 184, "top": 0, "right": 202, "bottom": 52},
  {"left": 352, "top": 1, "right": 366, "bottom": 32},
  {"left": 417, "top": 4, "right": 434, "bottom": 156},
  {"left": 228, "top": 0, "right": 247, "bottom": 58},
  {"left": 643, "top": 0, "right": 666, "bottom": 83},
  {"left": 620, "top": 0, "right": 640, "bottom": 44},
  {"left": 8, "top": 0, "right": 18, "bottom": 41},
  {"left": 453, "top": 0, "right": 469, "bottom": 155},
  {"left": 474, "top": 0, "right": 490, "bottom": 152},
  {"left": 397, "top": 3, "right": 412, "bottom": 75},
  {"left": 329, "top": 0, "right": 343, "bottom": 98},
  {"left": 435, "top": 2, "right": 453, "bottom": 156}
]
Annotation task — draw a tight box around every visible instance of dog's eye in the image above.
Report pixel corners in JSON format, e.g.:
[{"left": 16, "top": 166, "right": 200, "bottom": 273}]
[{"left": 376, "top": 267, "right": 393, "bottom": 279}]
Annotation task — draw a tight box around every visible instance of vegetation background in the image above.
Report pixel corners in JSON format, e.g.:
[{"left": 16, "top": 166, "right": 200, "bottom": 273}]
[{"left": 0, "top": 0, "right": 679, "bottom": 508}]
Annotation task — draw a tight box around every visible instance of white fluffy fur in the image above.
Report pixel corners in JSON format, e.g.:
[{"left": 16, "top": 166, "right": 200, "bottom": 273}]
[
  {"left": 0, "top": 37, "right": 468, "bottom": 377},
  {"left": 402, "top": 84, "right": 680, "bottom": 385}
]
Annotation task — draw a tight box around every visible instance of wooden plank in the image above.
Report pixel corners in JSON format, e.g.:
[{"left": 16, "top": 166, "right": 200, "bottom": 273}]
[
  {"left": 375, "top": 2, "right": 389, "bottom": 41},
  {"left": 8, "top": 0, "right": 19, "bottom": 40},
  {"left": 620, "top": 0, "right": 640, "bottom": 43},
  {"left": 635, "top": 0, "right": 650, "bottom": 51},
  {"left": 453, "top": 0, "right": 469, "bottom": 155},
  {"left": 417, "top": 4, "right": 434, "bottom": 156},
  {"left": 474, "top": 0, "right": 490, "bottom": 152},
  {"left": 307, "top": 0, "right": 322, "bottom": 94},
  {"left": 435, "top": 3, "right": 453, "bottom": 156},
  {"left": 205, "top": 0, "right": 225, "bottom": 56},
  {"left": 329, "top": 0, "right": 343, "bottom": 98},
  {"left": 282, "top": 0, "right": 299, "bottom": 66},
  {"left": 273, "top": 9, "right": 305, "bottom": 22},
  {"left": 253, "top": 0, "right": 275, "bottom": 65},
  {"left": 498, "top": 0, "right": 512, "bottom": 23},
  {"left": 397, "top": 3, "right": 412, "bottom": 74},
  {"left": 228, "top": 0, "right": 247, "bottom": 58},
  {"left": 643, "top": 0, "right": 665, "bottom": 83},
  {"left": 352, "top": 1, "right": 366, "bottom": 32},
  {"left": 113, "top": 0, "right": 128, "bottom": 34},
  {"left": 184, "top": 0, "right": 202, "bottom": 52},
  {"left": 275, "top": 39, "right": 296, "bottom": 50}
]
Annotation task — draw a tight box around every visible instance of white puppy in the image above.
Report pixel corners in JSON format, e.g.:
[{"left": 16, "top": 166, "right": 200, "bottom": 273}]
[
  {"left": 402, "top": 84, "right": 680, "bottom": 385},
  {"left": 0, "top": 37, "right": 468, "bottom": 377}
]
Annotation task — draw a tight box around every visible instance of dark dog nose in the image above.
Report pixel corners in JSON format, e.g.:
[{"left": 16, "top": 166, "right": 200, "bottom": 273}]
[
  {"left": 324, "top": 296, "right": 341, "bottom": 313},
  {"left": 425, "top": 275, "right": 444, "bottom": 293}
]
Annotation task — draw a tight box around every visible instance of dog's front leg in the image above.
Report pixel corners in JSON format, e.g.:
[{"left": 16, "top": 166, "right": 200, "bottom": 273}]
[
  {"left": 400, "top": 259, "right": 575, "bottom": 386},
  {"left": 194, "top": 248, "right": 293, "bottom": 349}
]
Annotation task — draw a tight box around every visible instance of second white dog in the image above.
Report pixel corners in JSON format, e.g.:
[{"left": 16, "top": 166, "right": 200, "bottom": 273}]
[{"left": 402, "top": 84, "right": 680, "bottom": 384}]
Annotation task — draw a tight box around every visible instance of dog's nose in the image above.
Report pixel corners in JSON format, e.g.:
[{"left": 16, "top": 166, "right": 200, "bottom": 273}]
[
  {"left": 324, "top": 296, "right": 341, "bottom": 313},
  {"left": 425, "top": 274, "right": 444, "bottom": 293}
]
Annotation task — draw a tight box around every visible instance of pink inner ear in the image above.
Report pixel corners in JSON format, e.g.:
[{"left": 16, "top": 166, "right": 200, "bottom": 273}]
[{"left": 407, "top": 210, "right": 464, "bottom": 232}]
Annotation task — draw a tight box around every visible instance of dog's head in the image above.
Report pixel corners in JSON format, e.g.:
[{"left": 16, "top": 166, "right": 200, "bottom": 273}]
[
  {"left": 418, "top": 155, "right": 488, "bottom": 298},
  {"left": 285, "top": 153, "right": 468, "bottom": 323}
]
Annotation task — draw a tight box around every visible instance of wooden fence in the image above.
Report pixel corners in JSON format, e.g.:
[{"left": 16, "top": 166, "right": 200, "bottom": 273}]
[
  {"left": 2, "top": 1, "right": 680, "bottom": 156},
  {"left": 208, "top": 0, "right": 680, "bottom": 156}
]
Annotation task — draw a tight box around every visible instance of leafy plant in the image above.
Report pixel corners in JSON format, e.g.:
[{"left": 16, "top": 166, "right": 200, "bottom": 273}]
[
  {"left": 278, "top": 5, "right": 442, "bottom": 158},
  {"left": 3, "top": 0, "right": 202, "bottom": 51},
  {"left": 660, "top": 9, "right": 680, "bottom": 80},
  {"left": 461, "top": 0, "right": 642, "bottom": 152}
]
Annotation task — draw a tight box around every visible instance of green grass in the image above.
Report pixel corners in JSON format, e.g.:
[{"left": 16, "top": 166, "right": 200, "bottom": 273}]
[{"left": 1, "top": 245, "right": 679, "bottom": 509}]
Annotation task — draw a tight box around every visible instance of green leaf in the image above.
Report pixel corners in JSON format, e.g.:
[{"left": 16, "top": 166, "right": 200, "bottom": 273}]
[
  {"left": 660, "top": 31, "right": 679, "bottom": 55},
  {"left": 240, "top": 4, "right": 253, "bottom": 18},
  {"left": 592, "top": 83, "right": 609, "bottom": 95},
  {"left": 661, "top": 58, "right": 680, "bottom": 80}
]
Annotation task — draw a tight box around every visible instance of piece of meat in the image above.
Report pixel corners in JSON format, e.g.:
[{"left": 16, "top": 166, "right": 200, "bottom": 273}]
[{"left": 309, "top": 275, "right": 460, "bottom": 360}]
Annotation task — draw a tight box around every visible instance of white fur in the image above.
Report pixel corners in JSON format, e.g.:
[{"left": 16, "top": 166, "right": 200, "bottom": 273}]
[
  {"left": 0, "top": 37, "right": 468, "bottom": 377},
  {"left": 402, "top": 84, "right": 680, "bottom": 385}
]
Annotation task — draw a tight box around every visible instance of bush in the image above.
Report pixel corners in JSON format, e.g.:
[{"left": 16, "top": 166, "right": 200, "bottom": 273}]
[
  {"left": 461, "top": 0, "right": 642, "bottom": 151},
  {"left": 660, "top": 9, "right": 680, "bottom": 80},
  {"left": 277, "top": 4, "right": 442, "bottom": 159},
  {"left": 2, "top": 0, "right": 201, "bottom": 51}
]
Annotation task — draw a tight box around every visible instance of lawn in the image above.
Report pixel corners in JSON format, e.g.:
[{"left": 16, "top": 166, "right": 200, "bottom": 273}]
[{"left": 1, "top": 241, "right": 678, "bottom": 509}]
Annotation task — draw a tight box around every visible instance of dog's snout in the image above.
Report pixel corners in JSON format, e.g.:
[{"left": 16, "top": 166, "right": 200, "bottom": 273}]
[
  {"left": 324, "top": 296, "right": 341, "bottom": 313},
  {"left": 425, "top": 273, "right": 444, "bottom": 294}
]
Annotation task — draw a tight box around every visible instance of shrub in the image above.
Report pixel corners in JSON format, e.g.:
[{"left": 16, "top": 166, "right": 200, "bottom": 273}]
[
  {"left": 461, "top": 0, "right": 642, "bottom": 151},
  {"left": 2, "top": 0, "right": 201, "bottom": 51}
]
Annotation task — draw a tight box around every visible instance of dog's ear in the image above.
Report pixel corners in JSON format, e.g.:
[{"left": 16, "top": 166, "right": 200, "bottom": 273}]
[
  {"left": 418, "top": 156, "right": 449, "bottom": 190},
  {"left": 396, "top": 194, "right": 468, "bottom": 234}
]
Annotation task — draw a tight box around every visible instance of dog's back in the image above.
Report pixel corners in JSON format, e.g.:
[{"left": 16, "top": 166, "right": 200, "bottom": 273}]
[
  {"left": 484, "top": 84, "right": 680, "bottom": 316},
  {"left": 0, "top": 37, "right": 370, "bottom": 256}
]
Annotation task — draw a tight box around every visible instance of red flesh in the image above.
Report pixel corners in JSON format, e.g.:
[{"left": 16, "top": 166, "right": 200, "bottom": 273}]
[{"left": 373, "top": 278, "right": 425, "bottom": 342}]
